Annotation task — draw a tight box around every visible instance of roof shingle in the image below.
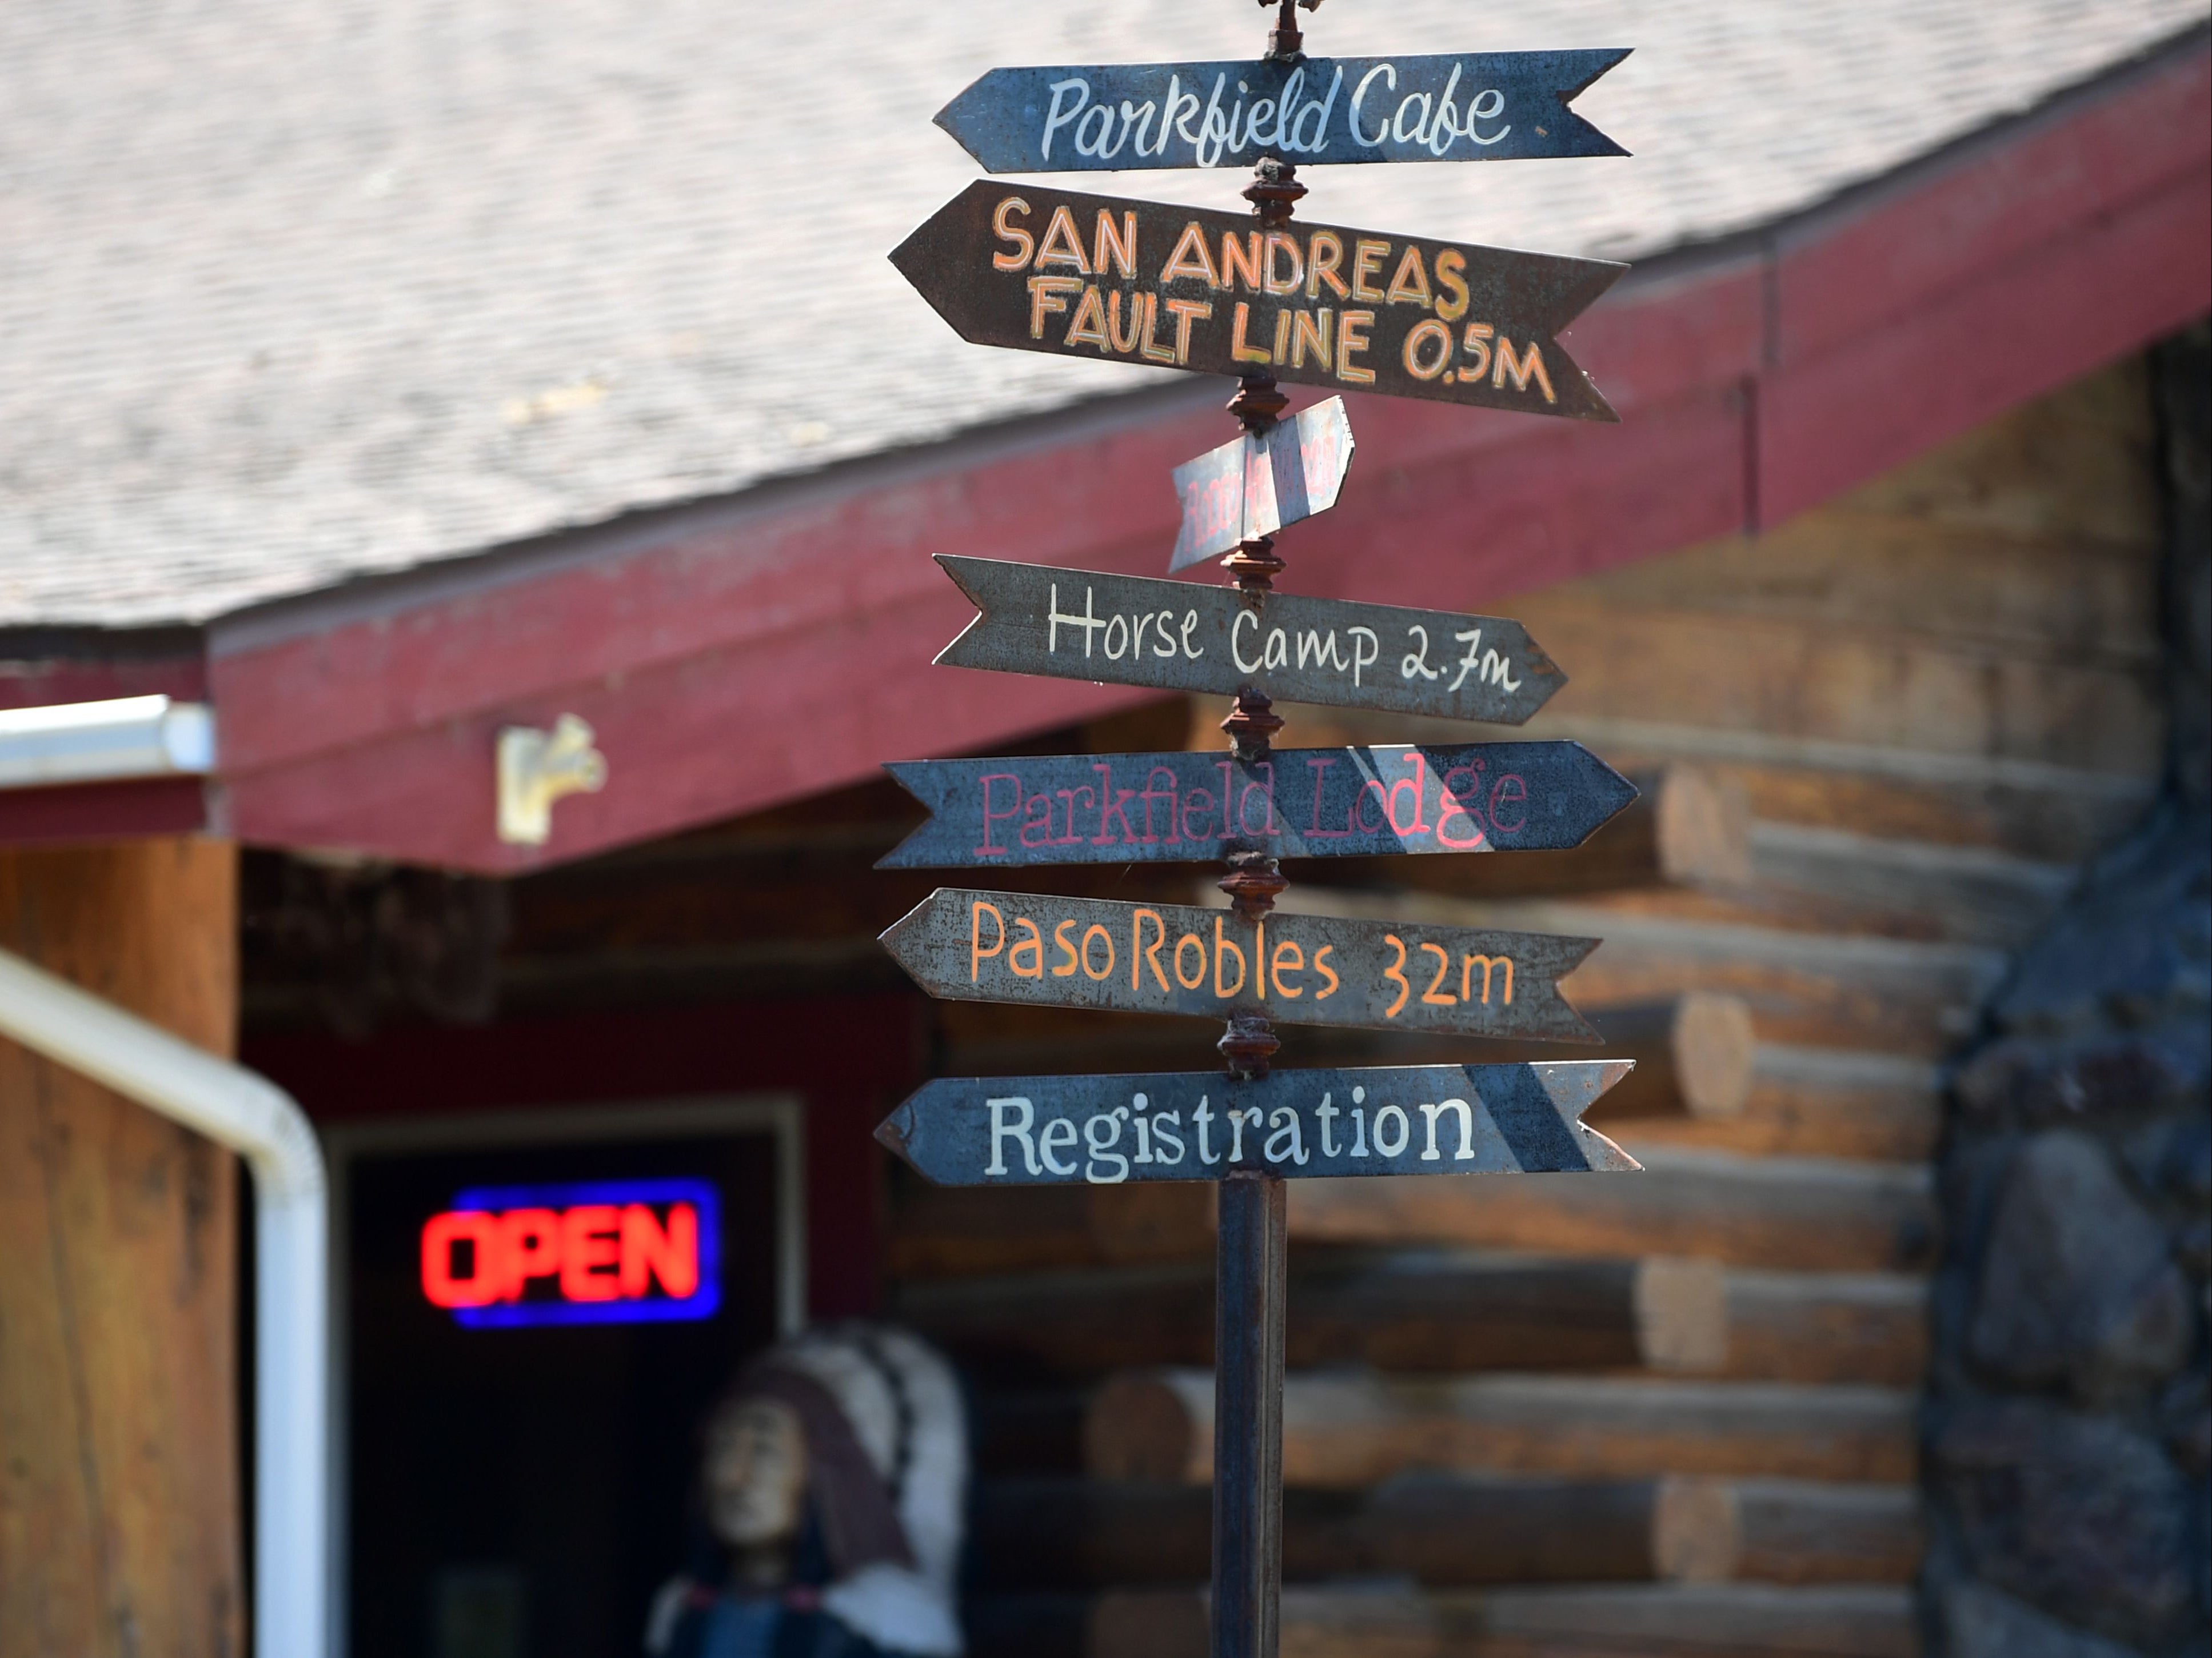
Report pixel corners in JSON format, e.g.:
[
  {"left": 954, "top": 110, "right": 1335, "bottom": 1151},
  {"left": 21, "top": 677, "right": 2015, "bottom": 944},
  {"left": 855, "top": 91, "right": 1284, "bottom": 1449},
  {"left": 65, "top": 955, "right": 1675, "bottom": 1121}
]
[{"left": 2, "top": 0, "right": 2201, "bottom": 627}]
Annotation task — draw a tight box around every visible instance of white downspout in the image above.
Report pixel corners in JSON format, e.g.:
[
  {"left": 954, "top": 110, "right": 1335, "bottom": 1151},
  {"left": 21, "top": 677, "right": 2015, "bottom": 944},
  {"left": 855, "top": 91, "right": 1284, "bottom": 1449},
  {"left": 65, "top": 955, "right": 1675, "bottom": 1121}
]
[{"left": 0, "top": 945, "right": 328, "bottom": 1658}]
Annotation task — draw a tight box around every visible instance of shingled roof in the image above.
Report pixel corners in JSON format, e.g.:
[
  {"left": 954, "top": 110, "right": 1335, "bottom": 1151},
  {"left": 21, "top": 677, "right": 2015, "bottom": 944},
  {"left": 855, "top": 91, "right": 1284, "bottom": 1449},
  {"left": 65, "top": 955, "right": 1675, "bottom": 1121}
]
[{"left": 3, "top": 0, "right": 2204, "bottom": 630}]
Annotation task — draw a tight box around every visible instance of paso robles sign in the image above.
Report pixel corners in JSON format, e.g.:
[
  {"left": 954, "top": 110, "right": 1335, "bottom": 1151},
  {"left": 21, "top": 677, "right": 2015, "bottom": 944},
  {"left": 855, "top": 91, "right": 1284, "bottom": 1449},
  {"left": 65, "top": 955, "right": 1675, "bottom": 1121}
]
[{"left": 880, "top": 888, "right": 1600, "bottom": 1042}]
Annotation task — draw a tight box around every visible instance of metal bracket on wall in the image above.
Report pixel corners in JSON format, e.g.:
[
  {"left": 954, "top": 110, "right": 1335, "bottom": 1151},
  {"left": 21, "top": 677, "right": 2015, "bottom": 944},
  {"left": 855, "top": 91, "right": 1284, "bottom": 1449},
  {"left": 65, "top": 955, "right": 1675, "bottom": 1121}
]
[{"left": 496, "top": 713, "right": 606, "bottom": 846}]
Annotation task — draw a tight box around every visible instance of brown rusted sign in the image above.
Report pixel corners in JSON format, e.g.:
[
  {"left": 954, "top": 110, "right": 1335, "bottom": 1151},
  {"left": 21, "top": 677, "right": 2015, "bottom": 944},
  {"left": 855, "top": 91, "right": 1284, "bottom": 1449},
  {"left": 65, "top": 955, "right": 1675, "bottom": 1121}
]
[
  {"left": 877, "top": 743, "right": 1636, "bottom": 869},
  {"left": 880, "top": 888, "right": 1600, "bottom": 1043},
  {"left": 878, "top": 1061, "right": 1639, "bottom": 1186},
  {"left": 933, "top": 556, "right": 1565, "bottom": 725},
  {"left": 889, "top": 181, "right": 1623, "bottom": 420},
  {"left": 1171, "top": 395, "right": 1355, "bottom": 572}
]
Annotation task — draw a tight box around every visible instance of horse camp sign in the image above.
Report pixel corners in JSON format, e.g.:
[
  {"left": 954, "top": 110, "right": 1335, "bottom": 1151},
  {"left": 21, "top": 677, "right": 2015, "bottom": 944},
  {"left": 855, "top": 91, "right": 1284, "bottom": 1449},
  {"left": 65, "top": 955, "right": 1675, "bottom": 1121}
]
[{"left": 879, "top": 7, "right": 1635, "bottom": 1656}]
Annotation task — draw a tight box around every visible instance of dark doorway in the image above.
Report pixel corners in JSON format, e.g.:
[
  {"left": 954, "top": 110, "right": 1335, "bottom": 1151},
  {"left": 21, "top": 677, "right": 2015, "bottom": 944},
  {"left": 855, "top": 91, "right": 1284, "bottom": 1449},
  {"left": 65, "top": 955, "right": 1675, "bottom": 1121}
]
[{"left": 342, "top": 1105, "right": 796, "bottom": 1658}]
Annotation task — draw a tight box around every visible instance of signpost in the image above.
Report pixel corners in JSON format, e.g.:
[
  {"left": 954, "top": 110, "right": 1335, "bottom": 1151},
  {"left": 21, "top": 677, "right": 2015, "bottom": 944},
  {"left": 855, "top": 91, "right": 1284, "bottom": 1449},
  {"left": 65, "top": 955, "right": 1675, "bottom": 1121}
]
[
  {"left": 1171, "top": 395, "right": 1354, "bottom": 571},
  {"left": 933, "top": 555, "right": 1567, "bottom": 724},
  {"left": 879, "top": 743, "right": 1638, "bottom": 868},
  {"left": 890, "top": 180, "right": 1624, "bottom": 420},
  {"left": 877, "top": 1062, "right": 1639, "bottom": 1186},
  {"left": 882, "top": 888, "right": 1600, "bottom": 1042},
  {"left": 880, "top": 9, "right": 1636, "bottom": 1653},
  {"left": 933, "top": 50, "right": 1631, "bottom": 173}
]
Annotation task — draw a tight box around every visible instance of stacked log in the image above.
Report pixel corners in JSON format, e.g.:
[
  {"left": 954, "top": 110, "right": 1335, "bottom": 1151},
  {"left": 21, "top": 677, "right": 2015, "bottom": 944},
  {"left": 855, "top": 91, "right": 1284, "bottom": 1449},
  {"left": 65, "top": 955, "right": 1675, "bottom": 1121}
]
[
  {"left": 1080, "top": 1371, "right": 1916, "bottom": 1488},
  {"left": 968, "top": 1475, "right": 1921, "bottom": 1591},
  {"left": 568, "top": 370, "right": 2163, "bottom": 1658},
  {"left": 1090, "top": 1584, "right": 1920, "bottom": 1658}
]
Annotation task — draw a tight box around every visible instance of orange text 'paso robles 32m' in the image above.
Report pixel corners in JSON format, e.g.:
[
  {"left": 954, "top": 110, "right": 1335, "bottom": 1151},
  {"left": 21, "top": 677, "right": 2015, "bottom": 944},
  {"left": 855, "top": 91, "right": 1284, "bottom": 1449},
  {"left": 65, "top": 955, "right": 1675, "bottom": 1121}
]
[{"left": 880, "top": 889, "right": 1600, "bottom": 1043}]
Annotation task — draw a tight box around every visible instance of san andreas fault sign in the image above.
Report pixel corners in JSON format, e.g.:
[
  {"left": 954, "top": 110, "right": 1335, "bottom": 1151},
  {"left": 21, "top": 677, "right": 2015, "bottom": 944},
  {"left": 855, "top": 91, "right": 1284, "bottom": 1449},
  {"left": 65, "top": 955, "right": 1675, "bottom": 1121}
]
[{"left": 891, "top": 182, "right": 1624, "bottom": 418}]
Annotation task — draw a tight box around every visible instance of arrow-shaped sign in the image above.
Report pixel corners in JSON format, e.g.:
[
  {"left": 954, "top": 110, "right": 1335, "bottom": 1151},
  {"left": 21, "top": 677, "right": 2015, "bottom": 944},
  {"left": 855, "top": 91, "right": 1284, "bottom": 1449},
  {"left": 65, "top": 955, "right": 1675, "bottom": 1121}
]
[
  {"left": 934, "top": 51, "right": 1632, "bottom": 174},
  {"left": 878, "top": 1061, "right": 1639, "bottom": 1186},
  {"left": 933, "top": 556, "right": 1565, "bottom": 725},
  {"left": 881, "top": 889, "right": 1599, "bottom": 1043},
  {"left": 890, "top": 181, "right": 1623, "bottom": 421},
  {"left": 879, "top": 744, "right": 1636, "bottom": 870},
  {"left": 1171, "top": 396, "right": 1354, "bottom": 572}
]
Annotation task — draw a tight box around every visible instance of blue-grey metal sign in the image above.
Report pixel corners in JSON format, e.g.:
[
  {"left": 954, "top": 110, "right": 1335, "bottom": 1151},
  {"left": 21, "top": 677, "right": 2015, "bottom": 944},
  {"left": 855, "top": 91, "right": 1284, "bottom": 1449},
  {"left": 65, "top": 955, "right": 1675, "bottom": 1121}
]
[
  {"left": 877, "top": 744, "right": 1636, "bottom": 869},
  {"left": 932, "top": 557, "right": 1567, "bottom": 725},
  {"left": 877, "top": 1061, "right": 1639, "bottom": 1185},
  {"left": 880, "top": 888, "right": 1600, "bottom": 1042},
  {"left": 1171, "top": 396, "right": 1355, "bottom": 572},
  {"left": 935, "top": 51, "right": 1631, "bottom": 174}
]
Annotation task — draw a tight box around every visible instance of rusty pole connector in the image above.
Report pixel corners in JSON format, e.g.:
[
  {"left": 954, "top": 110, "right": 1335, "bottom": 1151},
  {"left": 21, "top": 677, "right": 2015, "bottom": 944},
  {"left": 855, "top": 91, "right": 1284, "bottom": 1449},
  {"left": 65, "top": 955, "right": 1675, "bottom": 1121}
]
[
  {"left": 1216, "top": 145, "right": 1307, "bottom": 1080},
  {"left": 1259, "top": 0, "right": 1322, "bottom": 62}
]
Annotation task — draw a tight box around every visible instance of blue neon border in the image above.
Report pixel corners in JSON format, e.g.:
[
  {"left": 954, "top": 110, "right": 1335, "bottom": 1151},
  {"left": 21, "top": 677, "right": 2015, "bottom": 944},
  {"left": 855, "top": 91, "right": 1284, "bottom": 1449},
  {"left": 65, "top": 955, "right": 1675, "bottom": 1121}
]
[{"left": 442, "top": 1177, "right": 722, "bottom": 1329}]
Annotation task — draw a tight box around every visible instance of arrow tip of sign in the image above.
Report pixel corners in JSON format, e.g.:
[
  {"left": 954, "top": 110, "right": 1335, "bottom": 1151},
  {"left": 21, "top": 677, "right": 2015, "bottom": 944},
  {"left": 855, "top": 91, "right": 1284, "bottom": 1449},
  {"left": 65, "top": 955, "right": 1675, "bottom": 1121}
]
[
  {"left": 1579, "top": 1119, "right": 1643, "bottom": 1172},
  {"left": 874, "top": 1102, "right": 916, "bottom": 1161},
  {"left": 931, "top": 79, "right": 983, "bottom": 152}
]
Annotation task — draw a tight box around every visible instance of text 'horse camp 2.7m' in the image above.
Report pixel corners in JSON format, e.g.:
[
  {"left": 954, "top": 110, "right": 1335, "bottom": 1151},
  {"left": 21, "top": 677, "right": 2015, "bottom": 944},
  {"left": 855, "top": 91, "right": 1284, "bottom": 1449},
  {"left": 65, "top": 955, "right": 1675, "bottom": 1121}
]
[{"left": 881, "top": 7, "right": 1635, "bottom": 1656}]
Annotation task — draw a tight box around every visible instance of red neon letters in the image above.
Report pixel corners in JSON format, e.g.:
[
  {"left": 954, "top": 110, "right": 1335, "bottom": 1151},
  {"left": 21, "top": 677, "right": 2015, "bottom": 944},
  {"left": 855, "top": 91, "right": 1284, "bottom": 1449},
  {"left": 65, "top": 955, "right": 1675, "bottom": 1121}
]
[{"left": 421, "top": 1201, "right": 701, "bottom": 1309}]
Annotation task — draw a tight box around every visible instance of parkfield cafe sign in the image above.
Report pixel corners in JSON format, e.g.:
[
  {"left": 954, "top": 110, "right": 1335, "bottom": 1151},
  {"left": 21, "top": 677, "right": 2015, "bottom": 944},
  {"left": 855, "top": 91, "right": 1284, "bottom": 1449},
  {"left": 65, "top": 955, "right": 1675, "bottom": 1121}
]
[
  {"left": 879, "top": 9, "right": 1639, "bottom": 1653},
  {"left": 933, "top": 50, "right": 1630, "bottom": 172}
]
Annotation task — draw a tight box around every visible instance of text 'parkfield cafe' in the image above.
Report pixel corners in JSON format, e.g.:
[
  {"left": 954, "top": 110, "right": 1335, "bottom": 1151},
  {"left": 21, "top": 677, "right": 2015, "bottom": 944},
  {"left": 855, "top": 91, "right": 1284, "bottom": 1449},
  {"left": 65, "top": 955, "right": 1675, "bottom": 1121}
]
[{"left": 3, "top": 5, "right": 2207, "bottom": 1658}]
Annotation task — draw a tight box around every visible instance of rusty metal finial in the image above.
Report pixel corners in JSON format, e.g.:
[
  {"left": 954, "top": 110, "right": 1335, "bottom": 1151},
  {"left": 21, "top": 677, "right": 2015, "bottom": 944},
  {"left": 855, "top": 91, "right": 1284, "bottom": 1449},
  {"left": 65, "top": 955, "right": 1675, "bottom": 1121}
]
[
  {"left": 1243, "top": 155, "right": 1306, "bottom": 227},
  {"left": 1219, "top": 1009, "right": 1281, "bottom": 1077},
  {"left": 1219, "top": 686, "right": 1284, "bottom": 761},
  {"left": 1260, "top": 0, "right": 1322, "bottom": 62}
]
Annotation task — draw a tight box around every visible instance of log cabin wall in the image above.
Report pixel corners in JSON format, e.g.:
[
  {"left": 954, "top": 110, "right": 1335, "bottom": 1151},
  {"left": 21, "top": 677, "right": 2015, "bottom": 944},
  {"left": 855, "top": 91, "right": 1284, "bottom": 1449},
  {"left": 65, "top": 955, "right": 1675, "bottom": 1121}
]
[{"left": 237, "top": 355, "right": 2173, "bottom": 1658}]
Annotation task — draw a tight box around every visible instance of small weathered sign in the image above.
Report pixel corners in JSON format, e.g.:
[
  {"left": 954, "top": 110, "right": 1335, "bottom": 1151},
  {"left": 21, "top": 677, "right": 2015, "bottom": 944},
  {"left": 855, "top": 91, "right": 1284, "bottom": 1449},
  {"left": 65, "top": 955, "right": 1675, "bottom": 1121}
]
[
  {"left": 881, "top": 888, "right": 1600, "bottom": 1042},
  {"left": 1171, "top": 396, "right": 1355, "bottom": 572},
  {"left": 933, "top": 556, "right": 1565, "bottom": 725},
  {"left": 878, "top": 744, "right": 1636, "bottom": 869},
  {"left": 890, "top": 181, "right": 1623, "bottom": 420},
  {"left": 877, "top": 1061, "right": 1639, "bottom": 1185},
  {"left": 934, "top": 51, "right": 1631, "bottom": 173}
]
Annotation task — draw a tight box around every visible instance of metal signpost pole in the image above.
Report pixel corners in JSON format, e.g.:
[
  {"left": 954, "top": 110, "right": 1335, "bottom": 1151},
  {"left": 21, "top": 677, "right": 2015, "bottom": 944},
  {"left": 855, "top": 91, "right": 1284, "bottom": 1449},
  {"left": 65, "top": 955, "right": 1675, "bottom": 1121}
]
[
  {"left": 1211, "top": 77, "right": 1307, "bottom": 1645},
  {"left": 879, "top": 6, "right": 1639, "bottom": 1654}
]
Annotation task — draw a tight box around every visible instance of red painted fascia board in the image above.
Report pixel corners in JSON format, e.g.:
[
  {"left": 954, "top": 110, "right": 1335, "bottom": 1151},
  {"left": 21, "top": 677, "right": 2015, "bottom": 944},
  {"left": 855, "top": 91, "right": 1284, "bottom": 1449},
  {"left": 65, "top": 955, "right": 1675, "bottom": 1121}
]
[
  {"left": 203, "top": 258, "right": 1765, "bottom": 785},
  {"left": 1762, "top": 155, "right": 2212, "bottom": 525},
  {"left": 0, "top": 777, "right": 211, "bottom": 845},
  {"left": 218, "top": 374, "right": 1751, "bottom": 873},
  {"left": 1773, "top": 41, "right": 2211, "bottom": 366},
  {"left": 207, "top": 395, "right": 1224, "bottom": 777},
  {"left": 0, "top": 650, "right": 207, "bottom": 713},
  {"left": 203, "top": 39, "right": 2210, "bottom": 872}
]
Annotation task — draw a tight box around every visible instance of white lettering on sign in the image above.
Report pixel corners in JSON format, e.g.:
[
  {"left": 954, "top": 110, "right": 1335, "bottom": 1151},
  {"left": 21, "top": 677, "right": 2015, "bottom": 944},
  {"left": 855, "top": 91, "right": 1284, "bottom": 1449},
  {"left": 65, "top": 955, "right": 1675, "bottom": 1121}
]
[
  {"left": 1032, "top": 63, "right": 1515, "bottom": 168},
  {"left": 1039, "top": 584, "right": 1529, "bottom": 704},
  {"left": 975, "top": 1087, "right": 1498, "bottom": 1182},
  {"left": 1049, "top": 582, "right": 1205, "bottom": 662}
]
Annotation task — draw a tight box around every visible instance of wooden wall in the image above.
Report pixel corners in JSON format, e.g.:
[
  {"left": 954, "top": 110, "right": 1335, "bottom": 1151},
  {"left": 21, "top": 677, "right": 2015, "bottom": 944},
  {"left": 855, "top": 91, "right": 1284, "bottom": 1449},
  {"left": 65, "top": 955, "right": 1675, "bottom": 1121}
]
[
  {"left": 891, "top": 356, "right": 2170, "bottom": 1658},
  {"left": 237, "top": 357, "right": 2171, "bottom": 1658},
  {"left": 0, "top": 840, "right": 243, "bottom": 1658}
]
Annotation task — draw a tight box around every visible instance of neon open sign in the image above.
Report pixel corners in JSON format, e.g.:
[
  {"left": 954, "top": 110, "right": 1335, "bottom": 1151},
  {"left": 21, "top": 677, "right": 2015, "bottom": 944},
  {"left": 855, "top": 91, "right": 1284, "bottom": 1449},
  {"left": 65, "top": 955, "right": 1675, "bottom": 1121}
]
[{"left": 419, "top": 1178, "right": 721, "bottom": 1328}]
